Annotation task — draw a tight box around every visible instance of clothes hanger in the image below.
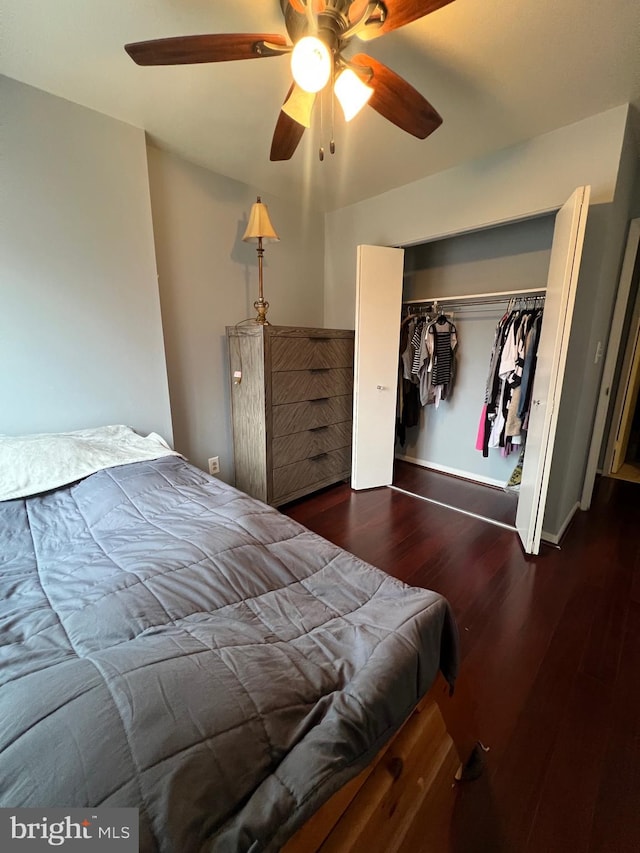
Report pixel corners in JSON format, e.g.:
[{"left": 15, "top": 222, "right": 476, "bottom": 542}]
[{"left": 435, "top": 300, "right": 448, "bottom": 325}]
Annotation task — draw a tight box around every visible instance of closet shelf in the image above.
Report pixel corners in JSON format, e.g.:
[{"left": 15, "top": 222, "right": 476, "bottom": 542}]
[{"left": 403, "top": 287, "right": 546, "bottom": 308}]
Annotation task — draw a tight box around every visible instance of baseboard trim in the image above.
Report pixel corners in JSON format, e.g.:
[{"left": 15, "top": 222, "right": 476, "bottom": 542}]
[
  {"left": 395, "top": 454, "right": 507, "bottom": 490},
  {"left": 541, "top": 502, "right": 581, "bottom": 545}
]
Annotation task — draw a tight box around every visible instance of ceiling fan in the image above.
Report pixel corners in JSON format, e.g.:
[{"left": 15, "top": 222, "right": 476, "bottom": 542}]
[{"left": 125, "top": 0, "right": 454, "bottom": 161}]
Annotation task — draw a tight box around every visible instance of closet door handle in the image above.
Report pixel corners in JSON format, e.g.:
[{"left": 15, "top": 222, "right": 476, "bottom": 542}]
[{"left": 376, "top": 385, "right": 387, "bottom": 391}]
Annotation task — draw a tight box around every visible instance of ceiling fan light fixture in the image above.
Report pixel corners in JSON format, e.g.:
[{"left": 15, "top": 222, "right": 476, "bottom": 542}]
[
  {"left": 125, "top": 0, "right": 449, "bottom": 162},
  {"left": 334, "top": 68, "right": 374, "bottom": 121},
  {"left": 290, "top": 36, "right": 332, "bottom": 93}
]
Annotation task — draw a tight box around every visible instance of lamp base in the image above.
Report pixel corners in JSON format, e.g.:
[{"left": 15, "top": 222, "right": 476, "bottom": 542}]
[{"left": 254, "top": 298, "right": 270, "bottom": 325}]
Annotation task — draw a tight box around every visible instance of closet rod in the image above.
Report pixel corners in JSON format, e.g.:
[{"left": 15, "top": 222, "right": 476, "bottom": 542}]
[{"left": 403, "top": 287, "right": 546, "bottom": 307}]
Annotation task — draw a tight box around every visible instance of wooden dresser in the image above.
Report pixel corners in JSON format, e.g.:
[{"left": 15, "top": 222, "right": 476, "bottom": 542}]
[{"left": 226, "top": 324, "right": 354, "bottom": 506}]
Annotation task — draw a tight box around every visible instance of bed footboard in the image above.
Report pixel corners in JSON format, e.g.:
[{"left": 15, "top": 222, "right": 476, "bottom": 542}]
[{"left": 283, "top": 673, "right": 482, "bottom": 853}]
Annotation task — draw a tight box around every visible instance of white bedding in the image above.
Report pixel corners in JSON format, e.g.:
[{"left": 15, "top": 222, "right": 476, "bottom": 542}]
[{"left": 0, "top": 424, "right": 181, "bottom": 501}]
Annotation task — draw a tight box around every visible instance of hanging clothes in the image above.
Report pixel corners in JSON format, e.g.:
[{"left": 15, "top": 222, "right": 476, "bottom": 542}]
[
  {"left": 504, "top": 309, "right": 536, "bottom": 444},
  {"left": 396, "top": 315, "right": 423, "bottom": 445},
  {"left": 425, "top": 316, "right": 458, "bottom": 408},
  {"left": 518, "top": 312, "right": 543, "bottom": 419},
  {"left": 477, "top": 302, "right": 544, "bottom": 462},
  {"left": 480, "top": 310, "right": 512, "bottom": 456},
  {"left": 396, "top": 307, "right": 458, "bottom": 443}
]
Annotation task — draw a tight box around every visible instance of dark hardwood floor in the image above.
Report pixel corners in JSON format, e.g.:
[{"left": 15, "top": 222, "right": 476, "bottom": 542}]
[
  {"left": 393, "top": 459, "right": 519, "bottom": 527},
  {"left": 282, "top": 472, "right": 640, "bottom": 852}
]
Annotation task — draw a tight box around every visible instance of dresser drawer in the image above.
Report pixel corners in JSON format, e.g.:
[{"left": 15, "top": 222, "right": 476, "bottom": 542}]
[
  {"left": 227, "top": 324, "right": 353, "bottom": 506},
  {"left": 272, "top": 368, "right": 352, "bottom": 405},
  {"left": 272, "top": 446, "right": 351, "bottom": 502},
  {"left": 272, "top": 395, "right": 353, "bottom": 437},
  {"left": 272, "top": 421, "right": 351, "bottom": 468},
  {"left": 271, "top": 336, "right": 353, "bottom": 372}
]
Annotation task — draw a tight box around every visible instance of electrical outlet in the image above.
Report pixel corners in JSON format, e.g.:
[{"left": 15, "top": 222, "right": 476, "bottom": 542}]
[{"left": 208, "top": 456, "right": 220, "bottom": 475}]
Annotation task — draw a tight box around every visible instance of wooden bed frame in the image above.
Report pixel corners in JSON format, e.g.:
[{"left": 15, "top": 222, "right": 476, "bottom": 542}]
[{"left": 283, "top": 673, "right": 481, "bottom": 853}]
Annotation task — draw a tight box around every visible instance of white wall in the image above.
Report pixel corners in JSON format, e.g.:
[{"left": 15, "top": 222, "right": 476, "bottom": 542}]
[
  {"left": 0, "top": 76, "right": 173, "bottom": 441},
  {"left": 324, "top": 105, "right": 631, "bottom": 539},
  {"left": 146, "top": 146, "right": 325, "bottom": 480}
]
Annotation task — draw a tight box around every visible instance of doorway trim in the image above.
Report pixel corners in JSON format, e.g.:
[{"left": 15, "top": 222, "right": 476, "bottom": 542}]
[{"left": 581, "top": 218, "right": 640, "bottom": 508}]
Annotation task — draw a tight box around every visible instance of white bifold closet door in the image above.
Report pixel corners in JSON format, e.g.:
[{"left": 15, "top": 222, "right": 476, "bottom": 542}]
[
  {"left": 351, "top": 186, "right": 590, "bottom": 556},
  {"left": 515, "top": 186, "right": 590, "bottom": 553},
  {"left": 351, "top": 245, "right": 405, "bottom": 489}
]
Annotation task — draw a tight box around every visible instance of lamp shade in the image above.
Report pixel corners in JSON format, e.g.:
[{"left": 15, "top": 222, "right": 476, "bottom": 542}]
[
  {"left": 335, "top": 68, "right": 374, "bottom": 122},
  {"left": 242, "top": 197, "right": 280, "bottom": 243}
]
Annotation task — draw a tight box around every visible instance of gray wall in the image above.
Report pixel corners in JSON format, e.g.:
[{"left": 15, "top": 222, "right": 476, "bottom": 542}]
[
  {"left": 544, "top": 118, "right": 640, "bottom": 527},
  {"left": 0, "top": 76, "right": 173, "bottom": 441},
  {"left": 400, "top": 217, "right": 554, "bottom": 485},
  {"left": 324, "top": 105, "right": 631, "bottom": 539},
  {"left": 146, "top": 145, "right": 325, "bottom": 481},
  {"left": 632, "top": 161, "right": 640, "bottom": 218}
]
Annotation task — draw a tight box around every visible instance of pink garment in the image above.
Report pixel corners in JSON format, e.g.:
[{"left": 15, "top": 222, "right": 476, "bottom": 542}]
[{"left": 476, "top": 405, "right": 487, "bottom": 451}]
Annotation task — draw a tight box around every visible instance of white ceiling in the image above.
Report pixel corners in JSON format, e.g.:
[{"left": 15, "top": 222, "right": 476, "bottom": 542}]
[{"left": 3, "top": 0, "right": 640, "bottom": 211}]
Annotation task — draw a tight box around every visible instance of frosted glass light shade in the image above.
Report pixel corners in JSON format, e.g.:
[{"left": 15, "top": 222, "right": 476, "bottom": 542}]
[
  {"left": 291, "top": 36, "right": 331, "bottom": 94},
  {"left": 334, "top": 68, "right": 374, "bottom": 121}
]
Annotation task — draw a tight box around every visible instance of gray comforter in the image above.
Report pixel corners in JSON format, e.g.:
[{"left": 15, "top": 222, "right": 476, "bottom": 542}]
[{"left": 0, "top": 457, "right": 458, "bottom": 851}]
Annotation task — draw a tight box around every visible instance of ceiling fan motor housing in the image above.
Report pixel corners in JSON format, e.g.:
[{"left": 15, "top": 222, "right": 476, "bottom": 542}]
[{"left": 281, "top": 0, "right": 384, "bottom": 51}]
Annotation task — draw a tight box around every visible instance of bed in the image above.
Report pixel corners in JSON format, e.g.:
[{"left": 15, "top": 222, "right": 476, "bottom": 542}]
[{"left": 0, "top": 426, "right": 474, "bottom": 852}]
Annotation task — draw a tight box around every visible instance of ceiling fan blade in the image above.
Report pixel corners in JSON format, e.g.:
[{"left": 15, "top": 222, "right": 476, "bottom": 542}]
[
  {"left": 271, "top": 86, "right": 307, "bottom": 161},
  {"left": 352, "top": 53, "right": 442, "bottom": 139},
  {"left": 356, "top": 0, "right": 455, "bottom": 40},
  {"left": 125, "top": 33, "right": 288, "bottom": 66}
]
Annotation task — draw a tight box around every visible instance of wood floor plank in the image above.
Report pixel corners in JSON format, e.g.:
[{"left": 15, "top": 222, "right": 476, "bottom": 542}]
[
  {"left": 524, "top": 672, "right": 613, "bottom": 853},
  {"left": 393, "top": 460, "right": 519, "bottom": 526},
  {"left": 281, "top": 471, "right": 640, "bottom": 852},
  {"left": 588, "top": 603, "right": 640, "bottom": 853},
  {"left": 491, "top": 581, "right": 603, "bottom": 850}
]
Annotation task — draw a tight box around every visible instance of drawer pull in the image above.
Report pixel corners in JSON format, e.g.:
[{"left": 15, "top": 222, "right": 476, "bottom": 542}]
[
  {"left": 310, "top": 367, "right": 330, "bottom": 373},
  {"left": 310, "top": 453, "right": 328, "bottom": 461},
  {"left": 309, "top": 425, "right": 329, "bottom": 432},
  {"left": 310, "top": 397, "right": 330, "bottom": 403}
]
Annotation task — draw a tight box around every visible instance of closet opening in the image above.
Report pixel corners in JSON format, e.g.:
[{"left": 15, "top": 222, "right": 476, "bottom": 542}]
[{"left": 392, "top": 215, "right": 556, "bottom": 530}]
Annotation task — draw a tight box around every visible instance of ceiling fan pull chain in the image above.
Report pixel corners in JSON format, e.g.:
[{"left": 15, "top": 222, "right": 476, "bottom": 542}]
[
  {"left": 319, "top": 83, "right": 324, "bottom": 161},
  {"left": 330, "top": 55, "right": 336, "bottom": 155}
]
